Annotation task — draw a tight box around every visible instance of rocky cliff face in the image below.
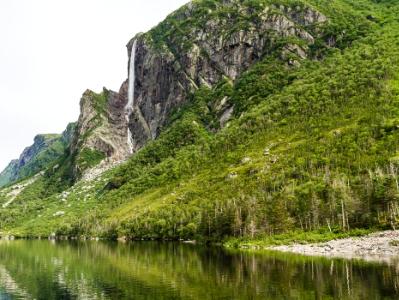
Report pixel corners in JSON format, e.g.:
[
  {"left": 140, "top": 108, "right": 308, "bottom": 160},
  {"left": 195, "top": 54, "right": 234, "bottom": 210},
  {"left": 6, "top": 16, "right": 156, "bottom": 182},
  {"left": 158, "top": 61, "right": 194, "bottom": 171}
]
[
  {"left": 3, "top": 0, "right": 330, "bottom": 183},
  {"left": 0, "top": 124, "right": 75, "bottom": 187},
  {"left": 66, "top": 0, "right": 329, "bottom": 180},
  {"left": 123, "top": 0, "right": 328, "bottom": 152},
  {"left": 0, "top": 0, "right": 381, "bottom": 240},
  {"left": 69, "top": 88, "right": 132, "bottom": 179}
]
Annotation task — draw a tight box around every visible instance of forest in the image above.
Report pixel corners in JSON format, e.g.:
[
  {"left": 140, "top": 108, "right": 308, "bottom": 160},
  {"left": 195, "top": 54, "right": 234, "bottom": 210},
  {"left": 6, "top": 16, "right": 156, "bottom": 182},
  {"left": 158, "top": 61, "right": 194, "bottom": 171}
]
[{"left": 1, "top": 0, "right": 399, "bottom": 245}]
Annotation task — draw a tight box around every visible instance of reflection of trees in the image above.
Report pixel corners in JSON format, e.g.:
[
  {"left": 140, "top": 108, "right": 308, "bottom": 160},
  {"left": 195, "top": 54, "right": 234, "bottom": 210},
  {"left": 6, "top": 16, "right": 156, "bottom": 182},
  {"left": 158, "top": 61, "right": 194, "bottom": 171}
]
[
  {"left": 0, "top": 241, "right": 397, "bottom": 299},
  {"left": 0, "top": 265, "right": 31, "bottom": 299}
]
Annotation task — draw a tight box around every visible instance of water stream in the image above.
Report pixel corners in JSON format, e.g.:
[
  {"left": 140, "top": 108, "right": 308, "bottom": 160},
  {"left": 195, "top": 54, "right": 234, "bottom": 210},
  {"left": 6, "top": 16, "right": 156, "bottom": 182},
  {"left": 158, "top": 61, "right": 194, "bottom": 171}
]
[{"left": 125, "top": 39, "right": 138, "bottom": 154}]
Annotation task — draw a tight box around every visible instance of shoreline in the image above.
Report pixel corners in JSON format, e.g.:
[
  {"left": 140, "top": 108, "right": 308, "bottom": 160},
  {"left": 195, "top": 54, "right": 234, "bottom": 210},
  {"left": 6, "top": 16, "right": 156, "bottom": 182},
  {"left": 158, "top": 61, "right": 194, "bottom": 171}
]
[
  {"left": 2, "top": 230, "right": 399, "bottom": 264},
  {"left": 267, "top": 230, "right": 399, "bottom": 264}
]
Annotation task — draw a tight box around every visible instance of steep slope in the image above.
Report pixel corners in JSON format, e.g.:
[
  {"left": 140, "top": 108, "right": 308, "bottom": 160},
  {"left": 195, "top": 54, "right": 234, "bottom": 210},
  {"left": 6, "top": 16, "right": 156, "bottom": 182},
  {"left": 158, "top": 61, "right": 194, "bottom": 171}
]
[
  {"left": 0, "top": 123, "right": 75, "bottom": 188},
  {"left": 67, "top": 0, "right": 332, "bottom": 180},
  {"left": 69, "top": 89, "right": 132, "bottom": 180},
  {"left": 1, "top": 0, "right": 399, "bottom": 241},
  {"left": 126, "top": 0, "right": 330, "bottom": 150},
  {"left": 0, "top": 161, "right": 18, "bottom": 188}
]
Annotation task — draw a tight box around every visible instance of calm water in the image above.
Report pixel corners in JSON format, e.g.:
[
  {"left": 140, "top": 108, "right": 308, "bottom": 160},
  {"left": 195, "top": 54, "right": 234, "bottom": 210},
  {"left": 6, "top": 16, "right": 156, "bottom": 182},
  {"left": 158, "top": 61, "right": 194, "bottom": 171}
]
[{"left": 0, "top": 240, "right": 398, "bottom": 299}]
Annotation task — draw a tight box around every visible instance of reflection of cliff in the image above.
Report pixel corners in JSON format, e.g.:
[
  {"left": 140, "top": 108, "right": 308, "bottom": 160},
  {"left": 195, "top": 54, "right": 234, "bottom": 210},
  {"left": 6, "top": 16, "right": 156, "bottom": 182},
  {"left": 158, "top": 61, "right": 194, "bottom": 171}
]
[
  {"left": 0, "top": 241, "right": 398, "bottom": 299},
  {"left": 0, "top": 265, "right": 31, "bottom": 299}
]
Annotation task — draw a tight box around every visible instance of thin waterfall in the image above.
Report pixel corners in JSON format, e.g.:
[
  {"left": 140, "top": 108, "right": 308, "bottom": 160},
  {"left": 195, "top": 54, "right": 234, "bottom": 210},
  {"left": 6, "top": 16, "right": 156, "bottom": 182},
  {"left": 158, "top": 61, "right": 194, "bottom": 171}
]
[{"left": 125, "top": 39, "right": 138, "bottom": 154}]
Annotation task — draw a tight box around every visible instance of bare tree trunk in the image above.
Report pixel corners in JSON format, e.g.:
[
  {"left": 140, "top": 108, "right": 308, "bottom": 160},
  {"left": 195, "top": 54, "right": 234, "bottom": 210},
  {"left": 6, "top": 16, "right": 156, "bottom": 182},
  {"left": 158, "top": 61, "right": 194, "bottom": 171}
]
[
  {"left": 327, "top": 219, "right": 332, "bottom": 233},
  {"left": 341, "top": 199, "right": 347, "bottom": 231}
]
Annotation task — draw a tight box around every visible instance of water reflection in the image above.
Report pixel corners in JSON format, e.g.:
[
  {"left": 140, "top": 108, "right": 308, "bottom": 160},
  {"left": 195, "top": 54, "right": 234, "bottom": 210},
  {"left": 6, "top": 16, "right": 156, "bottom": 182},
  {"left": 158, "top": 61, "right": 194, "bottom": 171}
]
[{"left": 0, "top": 240, "right": 397, "bottom": 299}]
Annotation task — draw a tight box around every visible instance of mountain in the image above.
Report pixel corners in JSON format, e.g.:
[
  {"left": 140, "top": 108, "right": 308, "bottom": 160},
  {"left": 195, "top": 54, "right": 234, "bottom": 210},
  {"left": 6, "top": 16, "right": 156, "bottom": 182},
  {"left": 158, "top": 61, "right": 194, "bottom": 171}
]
[
  {"left": 1, "top": 0, "right": 399, "bottom": 241},
  {"left": 63, "top": 0, "right": 331, "bottom": 182},
  {"left": 0, "top": 123, "right": 76, "bottom": 188}
]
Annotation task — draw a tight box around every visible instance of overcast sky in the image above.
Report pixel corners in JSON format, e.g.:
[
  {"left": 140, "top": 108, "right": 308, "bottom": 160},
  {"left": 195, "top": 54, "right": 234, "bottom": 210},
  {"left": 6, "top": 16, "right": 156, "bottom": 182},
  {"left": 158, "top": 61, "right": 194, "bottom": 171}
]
[{"left": 0, "top": 0, "right": 188, "bottom": 171}]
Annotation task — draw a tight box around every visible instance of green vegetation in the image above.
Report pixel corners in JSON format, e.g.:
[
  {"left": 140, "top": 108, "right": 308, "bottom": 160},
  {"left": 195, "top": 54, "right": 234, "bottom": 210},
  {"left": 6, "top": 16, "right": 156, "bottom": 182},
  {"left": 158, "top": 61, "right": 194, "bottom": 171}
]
[
  {"left": 225, "top": 228, "right": 373, "bottom": 248},
  {"left": 1, "top": 0, "right": 399, "bottom": 247},
  {"left": 0, "top": 161, "right": 18, "bottom": 187},
  {"left": 389, "top": 239, "right": 399, "bottom": 247},
  {"left": 17, "top": 136, "right": 66, "bottom": 178},
  {"left": 77, "top": 148, "right": 106, "bottom": 172},
  {"left": 0, "top": 134, "right": 70, "bottom": 188},
  {"left": 0, "top": 240, "right": 397, "bottom": 299},
  {"left": 148, "top": 0, "right": 370, "bottom": 59},
  {"left": 90, "top": 89, "right": 109, "bottom": 115}
]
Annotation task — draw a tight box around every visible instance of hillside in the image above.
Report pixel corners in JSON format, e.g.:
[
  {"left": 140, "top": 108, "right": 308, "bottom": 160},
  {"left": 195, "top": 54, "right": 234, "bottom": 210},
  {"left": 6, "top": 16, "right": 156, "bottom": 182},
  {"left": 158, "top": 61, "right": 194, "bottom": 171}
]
[
  {"left": 0, "top": 123, "right": 75, "bottom": 188},
  {"left": 1, "top": 0, "right": 399, "bottom": 242}
]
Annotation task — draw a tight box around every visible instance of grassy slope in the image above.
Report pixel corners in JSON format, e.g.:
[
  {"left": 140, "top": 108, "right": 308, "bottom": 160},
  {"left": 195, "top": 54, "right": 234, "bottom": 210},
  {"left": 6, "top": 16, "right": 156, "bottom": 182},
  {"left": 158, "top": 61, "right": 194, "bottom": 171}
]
[
  {"left": 0, "top": 134, "right": 69, "bottom": 188},
  {"left": 16, "top": 135, "right": 67, "bottom": 179},
  {"left": 1, "top": 0, "right": 399, "bottom": 243},
  {"left": 0, "top": 161, "right": 17, "bottom": 187}
]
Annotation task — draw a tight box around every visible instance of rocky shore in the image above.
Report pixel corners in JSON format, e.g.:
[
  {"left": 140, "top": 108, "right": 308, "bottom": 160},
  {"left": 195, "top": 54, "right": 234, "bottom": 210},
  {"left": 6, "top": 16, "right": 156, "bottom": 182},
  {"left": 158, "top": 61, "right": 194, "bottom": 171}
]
[{"left": 270, "top": 231, "right": 399, "bottom": 263}]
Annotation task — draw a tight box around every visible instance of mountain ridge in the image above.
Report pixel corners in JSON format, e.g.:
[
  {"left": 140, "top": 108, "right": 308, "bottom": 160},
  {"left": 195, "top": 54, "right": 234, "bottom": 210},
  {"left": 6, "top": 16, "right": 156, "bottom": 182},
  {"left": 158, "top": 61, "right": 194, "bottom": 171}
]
[
  {"left": 1, "top": 0, "right": 398, "bottom": 241},
  {"left": 0, "top": 123, "right": 76, "bottom": 188}
]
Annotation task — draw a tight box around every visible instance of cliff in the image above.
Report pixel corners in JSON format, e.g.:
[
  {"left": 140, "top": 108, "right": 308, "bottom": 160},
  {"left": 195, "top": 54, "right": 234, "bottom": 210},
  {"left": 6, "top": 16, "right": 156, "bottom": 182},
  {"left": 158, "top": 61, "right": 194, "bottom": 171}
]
[
  {"left": 67, "top": 0, "right": 329, "bottom": 180},
  {"left": 1, "top": 0, "right": 398, "bottom": 241},
  {"left": 125, "top": 0, "right": 328, "bottom": 151}
]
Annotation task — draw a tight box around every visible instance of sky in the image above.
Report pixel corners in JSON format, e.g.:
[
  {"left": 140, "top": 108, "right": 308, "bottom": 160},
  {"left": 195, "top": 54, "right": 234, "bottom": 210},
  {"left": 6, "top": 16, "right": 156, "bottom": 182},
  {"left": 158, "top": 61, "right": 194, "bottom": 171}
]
[{"left": 0, "top": 0, "right": 188, "bottom": 171}]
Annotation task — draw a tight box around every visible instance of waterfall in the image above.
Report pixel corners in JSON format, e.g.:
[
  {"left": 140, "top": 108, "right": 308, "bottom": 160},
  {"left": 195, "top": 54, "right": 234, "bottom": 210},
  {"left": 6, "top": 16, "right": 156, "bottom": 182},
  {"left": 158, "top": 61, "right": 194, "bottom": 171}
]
[{"left": 125, "top": 39, "right": 138, "bottom": 154}]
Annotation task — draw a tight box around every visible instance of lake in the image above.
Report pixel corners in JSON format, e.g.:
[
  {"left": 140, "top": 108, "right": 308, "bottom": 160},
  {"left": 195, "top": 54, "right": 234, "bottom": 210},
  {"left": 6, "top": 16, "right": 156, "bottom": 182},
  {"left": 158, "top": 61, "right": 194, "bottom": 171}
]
[{"left": 0, "top": 240, "right": 397, "bottom": 299}]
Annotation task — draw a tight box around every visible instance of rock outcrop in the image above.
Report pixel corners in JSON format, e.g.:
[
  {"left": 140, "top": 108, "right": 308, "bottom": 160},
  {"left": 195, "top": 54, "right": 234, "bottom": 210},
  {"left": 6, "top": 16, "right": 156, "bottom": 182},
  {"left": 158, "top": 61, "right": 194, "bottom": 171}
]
[
  {"left": 1, "top": 0, "right": 330, "bottom": 183},
  {"left": 69, "top": 88, "right": 132, "bottom": 179},
  {"left": 124, "top": 0, "right": 328, "bottom": 153}
]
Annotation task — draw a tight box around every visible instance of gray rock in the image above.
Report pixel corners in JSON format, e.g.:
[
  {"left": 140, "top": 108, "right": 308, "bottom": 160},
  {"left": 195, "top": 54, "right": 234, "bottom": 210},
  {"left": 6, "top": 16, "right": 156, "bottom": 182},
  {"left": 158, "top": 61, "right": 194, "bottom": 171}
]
[
  {"left": 63, "top": 1, "right": 329, "bottom": 181},
  {"left": 123, "top": 1, "right": 327, "bottom": 154}
]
